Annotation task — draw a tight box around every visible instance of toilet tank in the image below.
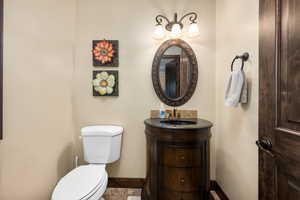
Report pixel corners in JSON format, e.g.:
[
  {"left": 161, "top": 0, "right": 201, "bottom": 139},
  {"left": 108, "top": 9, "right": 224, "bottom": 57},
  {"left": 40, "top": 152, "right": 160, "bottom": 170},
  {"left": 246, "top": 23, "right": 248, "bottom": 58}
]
[{"left": 81, "top": 125, "right": 123, "bottom": 164}]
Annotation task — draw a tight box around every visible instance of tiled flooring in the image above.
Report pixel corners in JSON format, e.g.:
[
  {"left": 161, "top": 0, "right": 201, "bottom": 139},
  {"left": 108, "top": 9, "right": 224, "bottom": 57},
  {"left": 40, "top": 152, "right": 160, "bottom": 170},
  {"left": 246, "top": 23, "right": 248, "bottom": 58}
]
[{"left": 103, "top": 188, "right": 141, "bottom": 200}]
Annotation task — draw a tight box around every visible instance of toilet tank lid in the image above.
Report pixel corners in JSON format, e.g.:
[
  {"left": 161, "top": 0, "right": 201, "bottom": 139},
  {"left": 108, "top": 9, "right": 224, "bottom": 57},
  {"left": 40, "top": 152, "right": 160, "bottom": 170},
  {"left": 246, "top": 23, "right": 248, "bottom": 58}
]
[{"left": 81, "top": 125, "right": 123, "bottom": 136}]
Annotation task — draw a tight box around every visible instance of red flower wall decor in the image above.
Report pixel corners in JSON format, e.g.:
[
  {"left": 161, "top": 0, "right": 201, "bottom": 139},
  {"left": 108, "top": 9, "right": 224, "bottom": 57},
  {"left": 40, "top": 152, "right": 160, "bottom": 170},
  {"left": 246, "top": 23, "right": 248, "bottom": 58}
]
[{"left": 92, "top": 40, "right": 119, "bottom": 67}]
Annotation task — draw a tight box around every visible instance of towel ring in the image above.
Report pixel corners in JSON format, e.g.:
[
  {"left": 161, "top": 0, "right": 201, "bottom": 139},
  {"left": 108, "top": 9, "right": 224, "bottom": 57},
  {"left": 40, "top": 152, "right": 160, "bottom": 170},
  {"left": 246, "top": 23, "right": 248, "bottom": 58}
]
[{"left": 231, "top": 52, "right": 249, "bottom": 72}]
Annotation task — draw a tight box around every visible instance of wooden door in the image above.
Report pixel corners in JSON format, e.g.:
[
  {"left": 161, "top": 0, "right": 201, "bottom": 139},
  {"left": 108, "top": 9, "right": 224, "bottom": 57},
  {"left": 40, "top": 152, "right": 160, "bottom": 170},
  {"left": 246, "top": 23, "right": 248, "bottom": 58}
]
[{"left": 259, "top": 0, "right": 300, "bottom": 199}]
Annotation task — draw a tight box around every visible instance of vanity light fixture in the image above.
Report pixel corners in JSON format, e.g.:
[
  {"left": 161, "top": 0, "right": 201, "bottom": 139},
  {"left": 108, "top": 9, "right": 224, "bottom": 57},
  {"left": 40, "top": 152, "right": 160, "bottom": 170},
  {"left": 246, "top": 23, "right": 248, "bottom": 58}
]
[{"left": 153, "top": 12, "right": 199, "bottom": 39}]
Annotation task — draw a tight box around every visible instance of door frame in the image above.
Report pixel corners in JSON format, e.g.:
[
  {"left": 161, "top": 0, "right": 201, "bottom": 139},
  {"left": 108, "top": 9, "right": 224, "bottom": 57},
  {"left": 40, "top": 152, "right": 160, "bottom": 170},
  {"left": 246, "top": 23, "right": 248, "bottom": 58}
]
[
  {"left": 0, "top": 0, "right": 3, "bottom": 140},
  {"left": 259, "top": 0, "right": 277, "bottom": 199}
]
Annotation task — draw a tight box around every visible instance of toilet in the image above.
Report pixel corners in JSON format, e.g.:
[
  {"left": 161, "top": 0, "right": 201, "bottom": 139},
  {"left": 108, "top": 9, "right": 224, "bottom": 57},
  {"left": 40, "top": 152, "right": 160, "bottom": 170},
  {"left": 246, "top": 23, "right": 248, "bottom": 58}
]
[{"left": 51, "top": 125, "right": 123, "bottom": 200}]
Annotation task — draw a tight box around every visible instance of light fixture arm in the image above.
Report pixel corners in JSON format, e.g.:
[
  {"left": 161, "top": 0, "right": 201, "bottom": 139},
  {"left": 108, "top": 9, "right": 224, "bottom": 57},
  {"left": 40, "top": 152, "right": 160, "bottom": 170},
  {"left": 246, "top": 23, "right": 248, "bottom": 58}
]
[
  {"left": 154, "top": 12, "right": 199, "bottom": 34},
  {"left": 155, "top": 15, "right": 170, "bottom": 25},
  {"left": 179, "top": 12, "right": 198, "bottom": 24}
]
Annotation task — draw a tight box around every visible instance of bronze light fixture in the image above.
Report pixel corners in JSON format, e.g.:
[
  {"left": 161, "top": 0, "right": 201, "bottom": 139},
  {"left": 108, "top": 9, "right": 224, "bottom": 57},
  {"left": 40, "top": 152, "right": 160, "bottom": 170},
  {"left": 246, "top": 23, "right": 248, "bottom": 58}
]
[{"left": 153, "top": 12, "right": 199, "bottom": 39}]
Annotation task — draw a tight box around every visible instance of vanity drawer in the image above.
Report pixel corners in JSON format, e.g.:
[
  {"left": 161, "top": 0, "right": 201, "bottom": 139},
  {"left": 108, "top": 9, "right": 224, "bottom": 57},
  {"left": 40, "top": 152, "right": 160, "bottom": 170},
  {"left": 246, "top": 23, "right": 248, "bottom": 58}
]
[
  {"left": 160, "top": 167, "right": 202, "bottom": 192},
  {"left": 159, "top": 190, "right": 201, "bottom": 200},
  {"left": 161, "top": 147, "right": 201, "bottom": 167}
]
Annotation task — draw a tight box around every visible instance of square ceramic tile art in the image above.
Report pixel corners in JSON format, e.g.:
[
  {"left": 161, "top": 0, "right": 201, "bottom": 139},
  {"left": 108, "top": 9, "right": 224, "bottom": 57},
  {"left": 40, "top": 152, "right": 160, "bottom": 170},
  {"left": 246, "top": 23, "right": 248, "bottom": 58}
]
[
  {"left": 92, "top": 40, "right": 119, "bottom": 67},
  {"left": 93, "top": 71, "right": 119, "bottom": 96}
]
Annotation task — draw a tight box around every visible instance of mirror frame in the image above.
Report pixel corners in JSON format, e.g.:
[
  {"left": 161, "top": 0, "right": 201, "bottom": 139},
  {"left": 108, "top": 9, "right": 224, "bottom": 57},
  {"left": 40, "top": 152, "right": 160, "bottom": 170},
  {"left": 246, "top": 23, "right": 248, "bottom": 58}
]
[{"left": 152, "top": 39, "right": 198, "bottom": 107}]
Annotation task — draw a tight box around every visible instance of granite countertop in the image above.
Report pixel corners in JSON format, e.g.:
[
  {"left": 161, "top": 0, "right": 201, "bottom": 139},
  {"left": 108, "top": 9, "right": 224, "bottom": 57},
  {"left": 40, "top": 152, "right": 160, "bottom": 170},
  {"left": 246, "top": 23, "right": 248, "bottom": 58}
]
[{"left": 144, "top": 118, "right": 213, "bottom": 130}]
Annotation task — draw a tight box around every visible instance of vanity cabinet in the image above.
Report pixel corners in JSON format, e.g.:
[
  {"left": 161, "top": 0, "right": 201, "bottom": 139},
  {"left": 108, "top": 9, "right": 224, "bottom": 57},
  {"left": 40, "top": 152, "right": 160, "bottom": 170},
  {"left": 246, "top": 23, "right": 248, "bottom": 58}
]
[{"left": 142, "top": 118, "right": 213, "bottom": 200}]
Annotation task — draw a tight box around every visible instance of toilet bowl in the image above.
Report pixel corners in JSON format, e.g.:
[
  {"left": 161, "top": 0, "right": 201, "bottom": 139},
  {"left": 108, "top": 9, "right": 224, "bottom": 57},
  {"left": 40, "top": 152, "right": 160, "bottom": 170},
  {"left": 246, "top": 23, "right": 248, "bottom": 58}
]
[
  {"left": 52, "top": 125, "right": 123, "bottom": 200},
  {"left": 52, "top": 164, "right": 108, "bottom": 200}
]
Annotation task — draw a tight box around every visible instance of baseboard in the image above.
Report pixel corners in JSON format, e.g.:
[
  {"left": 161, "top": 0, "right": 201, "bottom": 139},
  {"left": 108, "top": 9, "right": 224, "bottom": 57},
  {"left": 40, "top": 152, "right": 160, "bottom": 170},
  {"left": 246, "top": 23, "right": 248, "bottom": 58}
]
[
  {"left": 210, "top": 180, "right": 230, "bottom": 200},
  {"left": 108, "top": 177, "right": 145, "bottom": 188}
]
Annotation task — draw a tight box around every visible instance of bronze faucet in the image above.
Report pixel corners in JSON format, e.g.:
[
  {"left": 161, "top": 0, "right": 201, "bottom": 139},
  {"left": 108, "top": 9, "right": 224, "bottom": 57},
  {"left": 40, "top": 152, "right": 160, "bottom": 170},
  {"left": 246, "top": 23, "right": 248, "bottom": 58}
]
[{"left": 168, "top": 108, "right": 180, "bottom": 120}]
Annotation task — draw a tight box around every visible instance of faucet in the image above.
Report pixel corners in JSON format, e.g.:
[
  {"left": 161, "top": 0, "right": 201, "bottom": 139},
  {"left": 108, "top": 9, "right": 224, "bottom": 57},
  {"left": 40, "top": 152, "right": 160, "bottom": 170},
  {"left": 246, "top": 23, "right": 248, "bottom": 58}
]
[
  {"left": 173, "top": 108, "right": 177, "bottom": 119},
  {"left": 168, "top": 108, "right": 179, "bottom": 120}
]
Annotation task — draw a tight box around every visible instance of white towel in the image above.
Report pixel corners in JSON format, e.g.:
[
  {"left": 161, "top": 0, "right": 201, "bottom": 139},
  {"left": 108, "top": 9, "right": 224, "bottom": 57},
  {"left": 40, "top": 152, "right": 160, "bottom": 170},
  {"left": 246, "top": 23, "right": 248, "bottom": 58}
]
[
  {"left": 225, "top": 70, "right": 247, "bottom": 107},
  {"left": 240, "top": 74, "right": 248, "bottom": 104}
]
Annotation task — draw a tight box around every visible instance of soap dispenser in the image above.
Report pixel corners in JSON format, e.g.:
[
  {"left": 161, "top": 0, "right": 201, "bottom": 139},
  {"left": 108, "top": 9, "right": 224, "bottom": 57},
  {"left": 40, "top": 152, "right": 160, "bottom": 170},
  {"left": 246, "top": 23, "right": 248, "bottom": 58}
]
[{"left": 159, "top": 103, "right": 166, "bottom": 119}]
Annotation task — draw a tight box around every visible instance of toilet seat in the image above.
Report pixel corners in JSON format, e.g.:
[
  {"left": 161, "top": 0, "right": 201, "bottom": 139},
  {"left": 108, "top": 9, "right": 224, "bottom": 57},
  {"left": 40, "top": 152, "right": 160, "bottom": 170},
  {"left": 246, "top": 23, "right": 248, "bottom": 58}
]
[{"left": 52, "top": 164, "right": 107, "bottom": 200}]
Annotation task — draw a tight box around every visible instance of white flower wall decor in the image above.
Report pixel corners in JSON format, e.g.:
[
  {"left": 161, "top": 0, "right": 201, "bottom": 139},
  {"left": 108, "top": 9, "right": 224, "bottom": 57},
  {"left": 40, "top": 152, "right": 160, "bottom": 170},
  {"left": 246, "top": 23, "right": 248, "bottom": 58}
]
[{"left": 93, "top": 71, "right": 118, "bottom": 96}]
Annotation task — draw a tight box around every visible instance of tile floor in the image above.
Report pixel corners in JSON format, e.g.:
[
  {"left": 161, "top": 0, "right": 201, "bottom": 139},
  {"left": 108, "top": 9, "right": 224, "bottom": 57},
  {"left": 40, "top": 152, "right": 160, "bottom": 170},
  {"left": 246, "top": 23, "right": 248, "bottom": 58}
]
[{"left": 103, "top": 188, "right": 141, "bottom": 200}]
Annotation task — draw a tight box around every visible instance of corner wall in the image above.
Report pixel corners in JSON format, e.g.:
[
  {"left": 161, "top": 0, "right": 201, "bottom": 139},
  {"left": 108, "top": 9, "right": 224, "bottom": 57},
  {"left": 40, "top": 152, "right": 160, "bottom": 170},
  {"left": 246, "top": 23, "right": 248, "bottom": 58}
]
[
  {"left": 0, "top": 0, "right": 76, "bottom": 199},
  {"left": 0, "top": 0, "right": 261, "bottom": 199},
  {"left": 215, "top": 0, "right": 259, "bottom": 199}
]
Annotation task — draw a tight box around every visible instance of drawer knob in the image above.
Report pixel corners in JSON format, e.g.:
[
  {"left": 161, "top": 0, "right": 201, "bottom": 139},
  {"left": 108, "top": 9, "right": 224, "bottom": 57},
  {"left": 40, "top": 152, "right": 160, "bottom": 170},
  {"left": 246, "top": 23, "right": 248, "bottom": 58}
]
[
  {"left": 180, "top": 156, "right": 185, "bottom": 160},
  {"left": 180, "top": 178, "right": 185, "bottom": 183}
]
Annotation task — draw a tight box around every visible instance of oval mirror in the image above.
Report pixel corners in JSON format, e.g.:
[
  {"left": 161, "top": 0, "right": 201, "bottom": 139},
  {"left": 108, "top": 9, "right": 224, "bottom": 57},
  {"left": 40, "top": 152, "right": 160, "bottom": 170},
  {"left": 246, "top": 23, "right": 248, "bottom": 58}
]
[{"left": 152, "top": 39, "right": 198, "bottom": 107}]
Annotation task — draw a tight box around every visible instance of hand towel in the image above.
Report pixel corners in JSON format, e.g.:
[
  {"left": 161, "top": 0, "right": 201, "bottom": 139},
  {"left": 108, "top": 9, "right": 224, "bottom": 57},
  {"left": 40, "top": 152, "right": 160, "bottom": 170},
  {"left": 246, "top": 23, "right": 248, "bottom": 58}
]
[
  {"left": 225, "top": 70, "right": 246, "bottom": 107},
  {"left": 239, "top": 73, "right": 248, "bottom": 104}
]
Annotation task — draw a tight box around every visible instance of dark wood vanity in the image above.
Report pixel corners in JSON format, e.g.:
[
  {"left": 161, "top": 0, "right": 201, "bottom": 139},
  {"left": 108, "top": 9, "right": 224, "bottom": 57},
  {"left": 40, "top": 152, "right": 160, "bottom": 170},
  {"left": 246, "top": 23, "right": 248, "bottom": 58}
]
[
  {"left": 143, "top": 118, "right": 213, "bottom": 200},
  {"left": 146, "top": 38, "right": 210, "bottom": 199}
]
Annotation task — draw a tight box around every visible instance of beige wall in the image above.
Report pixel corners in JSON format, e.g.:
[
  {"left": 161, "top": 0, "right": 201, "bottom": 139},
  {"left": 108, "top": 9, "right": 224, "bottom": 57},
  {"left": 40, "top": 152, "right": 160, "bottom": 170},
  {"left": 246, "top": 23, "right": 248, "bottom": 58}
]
[
  {"left": 0, "top": 0, "right": 216, "bottom": 198},
  {"left": 0, "top": 0, "right": 76, "bottom": 199},
  {"left": 0, "top": 0, "right": 261, "bottom": 199},
  {"left": 73, "top": 0, "right": 216, "bottom": 178},
  {"left": 215, "top": 0, "right": 259, "bottom": 199}
]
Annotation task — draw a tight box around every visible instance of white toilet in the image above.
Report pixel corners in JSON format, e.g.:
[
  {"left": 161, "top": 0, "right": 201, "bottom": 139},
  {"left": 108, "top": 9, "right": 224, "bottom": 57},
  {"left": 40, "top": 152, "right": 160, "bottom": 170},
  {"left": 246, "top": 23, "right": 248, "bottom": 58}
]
[{"left": 51, "top": 125, "right": 123, "bottom": 200}]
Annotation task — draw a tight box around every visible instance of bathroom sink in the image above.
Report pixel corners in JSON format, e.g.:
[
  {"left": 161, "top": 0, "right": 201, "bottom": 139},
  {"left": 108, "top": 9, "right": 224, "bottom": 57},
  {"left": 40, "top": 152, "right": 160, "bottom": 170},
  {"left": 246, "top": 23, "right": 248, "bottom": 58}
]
[{"left": 160, "top": 119, "right": 197, "bottom": 125}]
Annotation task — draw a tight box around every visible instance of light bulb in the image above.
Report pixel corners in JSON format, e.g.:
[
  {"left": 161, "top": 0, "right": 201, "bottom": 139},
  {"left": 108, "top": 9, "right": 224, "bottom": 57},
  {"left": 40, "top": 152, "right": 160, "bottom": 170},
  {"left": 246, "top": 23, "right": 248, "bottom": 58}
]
[
  {"left": 153, "top": 24, "right": 165, "bottom": 40},
  {"left": 188, "top": 23, "right": 199, "bottom": 37},
  {"left": 170, "top": 23, "right": 182, "bottom": 38}
]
